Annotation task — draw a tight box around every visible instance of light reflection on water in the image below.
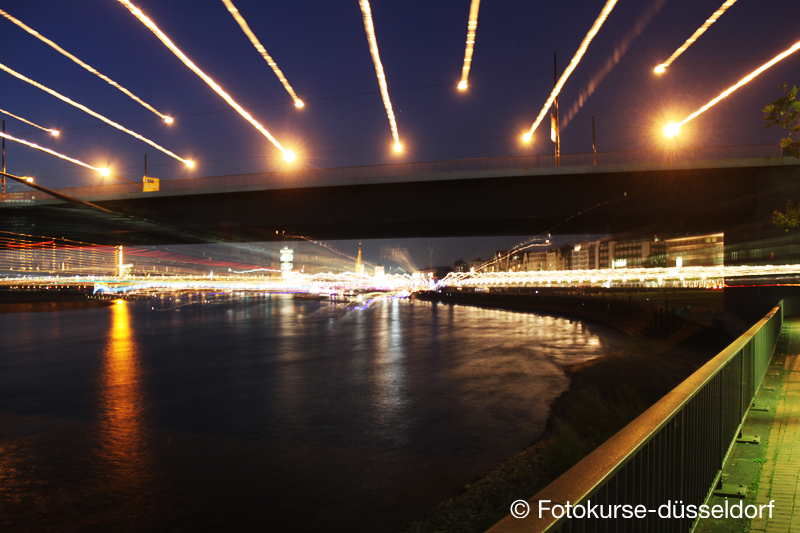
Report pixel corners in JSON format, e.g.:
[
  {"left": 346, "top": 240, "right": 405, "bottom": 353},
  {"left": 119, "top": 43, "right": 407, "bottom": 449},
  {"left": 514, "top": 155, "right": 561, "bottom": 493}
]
[
  {"left": 0, "top": 294, "right": 627, "bottom": 532},
  {"left": 97, "top": 300, "right": 150, "bottom": 488}
]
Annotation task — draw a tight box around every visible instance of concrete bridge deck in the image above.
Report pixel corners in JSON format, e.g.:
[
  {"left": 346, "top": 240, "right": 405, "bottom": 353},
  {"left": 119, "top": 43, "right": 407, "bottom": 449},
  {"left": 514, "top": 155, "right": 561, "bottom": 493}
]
[{"left": 1, "top": 146, "right": 797, "bottom": 246}]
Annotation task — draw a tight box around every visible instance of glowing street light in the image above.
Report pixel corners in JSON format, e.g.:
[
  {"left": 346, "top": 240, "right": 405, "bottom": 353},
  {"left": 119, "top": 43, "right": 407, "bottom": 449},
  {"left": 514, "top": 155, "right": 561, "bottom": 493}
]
[
  {"left": 393, "top": 142, "right": 402, "bottom": 152},
  {"left": 117, "top": 0, "right": 295, "bottom": 162},
  {"left": 0, "top": 8, "right": 174, "bottom": 123},
  {"left": 358, "top": 0, "right": 403, "bottom": 154},
  {"left": 283, "top": 150, "right": 296, "bottom": 162},
  {"left": 458, "top": 0, "right": 481, "bottom": 91},
  {"left": 664, "top": 122, "right": 680, "bottom": 138},
  {"left": 0, "top": 62, "right": 193, "bottom": 165},
  {"left": 0, "top": 130, "right": 111, "bottom": 176},
  {"left": 653, "top": 0, "right": 739, "bottom": 74},
  {"left": 0, "top": 108, "right": 59, "bottom": 137},
  {"left": 665, "top": 39, "right": 800, "bottom": 135},
  {"left": 521, "top": 0, "right": 619, "bottom": 139},
  {"left": 219, "top": 0, "right": 305, "bottom": 109}
]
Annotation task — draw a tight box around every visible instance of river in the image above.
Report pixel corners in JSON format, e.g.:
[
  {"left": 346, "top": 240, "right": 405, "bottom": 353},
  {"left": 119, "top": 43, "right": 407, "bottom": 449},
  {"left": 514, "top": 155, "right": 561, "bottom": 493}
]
[{"left": 0, "top": 293, "right": 627, "bottom": 532}]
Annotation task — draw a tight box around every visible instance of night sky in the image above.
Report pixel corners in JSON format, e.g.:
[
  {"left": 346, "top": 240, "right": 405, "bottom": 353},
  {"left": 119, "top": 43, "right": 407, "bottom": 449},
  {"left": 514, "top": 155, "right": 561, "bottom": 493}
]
[{"left": 1, "top": 0, "right": 798, "bottom": 266}]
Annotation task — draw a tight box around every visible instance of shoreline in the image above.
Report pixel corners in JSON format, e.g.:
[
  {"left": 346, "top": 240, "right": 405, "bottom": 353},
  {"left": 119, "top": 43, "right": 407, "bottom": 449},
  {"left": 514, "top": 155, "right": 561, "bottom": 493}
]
[{"left": 402, "top": 296, "right": 732, "bottom": 533}]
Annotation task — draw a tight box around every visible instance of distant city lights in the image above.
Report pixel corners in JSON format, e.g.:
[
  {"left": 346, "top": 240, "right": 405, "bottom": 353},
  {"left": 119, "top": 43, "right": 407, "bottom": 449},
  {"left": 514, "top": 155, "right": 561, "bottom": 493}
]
[
  {"left": 0, "top": 108, "right": 59, "bottom": 136},
  {"left": 0, "top": 9, "right": 174, "bottom": 123},
  {"left": 116, "top": 0, "right": 296, "bottom": 162},
  {"left": 0, "top": 62, "right": 193, "bottom": 166},
  {"left": 0, "top": 131, "right": 111, "bottom": 176},
  {"left": 458, "top": 0, "right": 481, "bottom": 91},
  {"left": 220, "top": 0, "right": 304, "bottom": 109},
  {"left": 653, "top": 0, "right": 739, "bottom": 74},
  {"left": 665, "top": 39, "right": 800, "bottom": 135},
  {"left": 522, "top": 0, "right": 619, "bottom": 142},
  {"left": 358, "top": 0, "right": 403, "bottom": 154}
]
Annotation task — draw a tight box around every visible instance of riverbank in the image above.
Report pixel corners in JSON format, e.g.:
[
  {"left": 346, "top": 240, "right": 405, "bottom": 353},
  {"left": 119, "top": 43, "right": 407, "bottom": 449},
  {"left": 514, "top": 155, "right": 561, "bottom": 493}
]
[
  {"left": 401, "top": 300, "right": 733, "bottom": 533},
  {"left": 0, "top": 300, "right": 114, "bottom": 314}
]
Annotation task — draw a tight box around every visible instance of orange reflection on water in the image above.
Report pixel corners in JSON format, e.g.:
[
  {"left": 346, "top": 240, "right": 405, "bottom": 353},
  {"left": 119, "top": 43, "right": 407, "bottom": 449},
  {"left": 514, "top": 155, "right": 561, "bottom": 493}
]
[{"left": 98, "top": 300, "right": 148, "bottom": 479}]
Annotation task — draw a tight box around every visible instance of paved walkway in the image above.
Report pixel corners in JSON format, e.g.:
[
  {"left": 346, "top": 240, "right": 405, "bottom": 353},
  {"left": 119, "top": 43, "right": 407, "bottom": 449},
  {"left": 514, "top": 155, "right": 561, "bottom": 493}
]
[{"left": 751, "top": 317, "right": 800, "bottom": 532}]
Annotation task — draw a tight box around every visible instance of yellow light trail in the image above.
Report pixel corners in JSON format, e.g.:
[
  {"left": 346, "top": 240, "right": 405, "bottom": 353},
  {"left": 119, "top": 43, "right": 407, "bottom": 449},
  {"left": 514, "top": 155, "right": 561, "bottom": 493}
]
[
  {"left": 664, "top": 39, "right": 800, "bottom": 137},
  {"left": 0, "top": 131, "right": 109, "bottom": 176},
  {"left": 116, "top": 0, "right": 295, "bottom": 162},
  {"left": 358, "top": 0, "right": 402, "bottom": 153},
  {"left": 0, "top": 108, "right": 59, "bottom": 136},
  {"left": 0, "top": 63, "right": 193, "bottom": 167},
  {"left": 0, "top": 8, "right": 173, "bottom": 124},
  {"left": 654, "top": 0, "right": 738, "bottom": 74},
  {"left": 219, "top": 0, "right": 303, "bottom": 108},
  {"left": 522, "top": 0, "right": 619, "bottom": 143},
  {"left": 458, "top": 0, "right": 481, "bottom": 91}
]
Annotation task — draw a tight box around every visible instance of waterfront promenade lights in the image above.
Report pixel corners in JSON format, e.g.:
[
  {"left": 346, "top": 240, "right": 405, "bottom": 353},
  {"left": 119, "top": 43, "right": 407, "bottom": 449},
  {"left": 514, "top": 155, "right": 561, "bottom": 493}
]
[
  {"left": 164, "top": 116, "right": 174, "bottom": 124},
  {"left": 654, "top": 65, "right": 666, "bottom": 74},
  {"left": 283, "top": 150, "right": 296, "bottom": 162},
  {"left": 458, "top": 81, "right": 468, "bottom": 91},
  {"left": 522, "top": 133, "right": 532, "bottom": 143},
  {"left": 393, "top": 143, "right": 402, "bottom": 152},
  {"left": 185, "top": 160, "right": 195, "bottom": 168},
  {"left": 664, "top": 123, "right": 680, "bottom": 138},
  {"left": 51, "top": 130, "right": 60, "bottom": 137},
  {"left": 295, "top": 100, "right": 305, "bottom": 108},
  {"left": 99, "top": 168, "right": 111, "bottom": 177}
]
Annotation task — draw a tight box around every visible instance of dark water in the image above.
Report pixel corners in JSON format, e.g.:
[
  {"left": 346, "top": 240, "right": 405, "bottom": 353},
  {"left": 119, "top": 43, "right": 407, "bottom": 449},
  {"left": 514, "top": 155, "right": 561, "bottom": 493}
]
[{"left": 0, "top": 294, "right": 627, "bottom": 532}]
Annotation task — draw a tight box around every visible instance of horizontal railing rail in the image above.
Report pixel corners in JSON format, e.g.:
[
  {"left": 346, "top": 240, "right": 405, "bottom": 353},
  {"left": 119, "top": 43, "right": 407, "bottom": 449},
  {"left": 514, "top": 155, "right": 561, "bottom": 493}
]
[
  {"left": 1, "top": 144, "right": 783, "bottom": 203},
  {"left": 488, "top": 298, "right": 794, "bottom": 533}
]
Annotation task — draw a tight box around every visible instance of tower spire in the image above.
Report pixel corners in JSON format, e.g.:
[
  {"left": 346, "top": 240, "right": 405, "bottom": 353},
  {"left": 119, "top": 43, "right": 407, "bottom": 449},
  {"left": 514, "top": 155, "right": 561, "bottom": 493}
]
[{"left": 356, "top": 242, "right": 363, "bottom": 275}]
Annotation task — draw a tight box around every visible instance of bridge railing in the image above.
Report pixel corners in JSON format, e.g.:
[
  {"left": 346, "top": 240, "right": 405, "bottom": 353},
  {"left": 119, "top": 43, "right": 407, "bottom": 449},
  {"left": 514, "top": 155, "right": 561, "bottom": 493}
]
[
  {"left": 488, "top": 298, "right": 795, "bottom": 533},
  {"left": 2, "top": 144, "right": 783, "bottom": 202}
]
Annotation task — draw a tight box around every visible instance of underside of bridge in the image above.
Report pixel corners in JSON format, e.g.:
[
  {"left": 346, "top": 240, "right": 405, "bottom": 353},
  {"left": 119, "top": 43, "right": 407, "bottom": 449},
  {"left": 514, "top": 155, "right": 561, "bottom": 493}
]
[{"left": 1, "top": 159, "right": 797, "bottom": 246}]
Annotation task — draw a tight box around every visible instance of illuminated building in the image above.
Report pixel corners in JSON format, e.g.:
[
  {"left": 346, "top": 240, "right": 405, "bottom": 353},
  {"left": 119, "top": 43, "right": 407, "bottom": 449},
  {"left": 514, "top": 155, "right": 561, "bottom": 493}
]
[
  {"left": 453, "top": 260, "right": 468, "bottom": 273},
  {"left": 374, "top": 264, "right": 385, "bottom": 279},
  {"left": 280, "top": 247, "right": 294, "bottom": 272},
  {"left": 666, "top": 233, "right": 724, "bottom": 267},
  {"left": 546, "top": 246, "right": 572, "bottom": 271}
]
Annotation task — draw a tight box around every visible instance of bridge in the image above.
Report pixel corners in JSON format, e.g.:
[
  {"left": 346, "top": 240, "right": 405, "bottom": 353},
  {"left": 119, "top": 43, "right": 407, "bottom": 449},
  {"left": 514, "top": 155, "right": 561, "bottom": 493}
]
[{"left": 1, "top": 145, "right": 797, "bottom": 246}]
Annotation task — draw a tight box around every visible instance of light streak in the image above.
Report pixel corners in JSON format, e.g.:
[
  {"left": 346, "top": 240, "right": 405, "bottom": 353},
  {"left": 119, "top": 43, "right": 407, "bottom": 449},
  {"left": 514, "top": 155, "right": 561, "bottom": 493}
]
[
  {"left": 522, "top": 0, "right": 619, "bottom": 142},
  {"left": 458, "top": 0, "right": 481, "bottom": 91},
  {"left": 562, "top": 0, "right": 667, "bottom": 128},
  {"left": 358, "top": 0, "right": 402, "bottom": 152},
  {"left": 654, "top": 0, "right": 739, "bottom": 74},
  {"left": 219, "top": 0, "right": 304, "bottom": 108},
  {"left": 0, "top": 131, "right": 108, "bottom": 175},
  {"left": 667, "top": 40, "right": 800, "bottom": 135},
  {"left": 116, "top": 0, "right": 294, "bottom": 161},
  {"left": 0, "top": 108, "right": 59, "bottom": 136},
  {"left": 0, "top": 63, "right": 193, "bottom": 166},
  {"left": 0, "top": 9, "right": 173, "bottom": 124}
]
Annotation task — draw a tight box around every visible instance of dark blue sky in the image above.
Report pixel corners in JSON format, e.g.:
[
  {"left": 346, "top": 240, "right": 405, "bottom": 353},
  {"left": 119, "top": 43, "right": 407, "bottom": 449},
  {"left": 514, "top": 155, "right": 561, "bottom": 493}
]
[
  {"left": 1, "top": 0, "right": 797, "bottom": 268},
  {"left": 1, "top": 0, "right": 797, "bottom": 187}
]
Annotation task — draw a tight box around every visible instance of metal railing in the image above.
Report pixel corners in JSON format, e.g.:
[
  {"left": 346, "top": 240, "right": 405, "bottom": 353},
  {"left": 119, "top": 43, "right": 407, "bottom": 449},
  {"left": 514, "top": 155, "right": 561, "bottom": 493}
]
[
  {"left": 1, "top": 144, "right": 783, "bottom": 203},
  {"left": 488, "top": 298, "right": 797, "bottom": 533}
]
